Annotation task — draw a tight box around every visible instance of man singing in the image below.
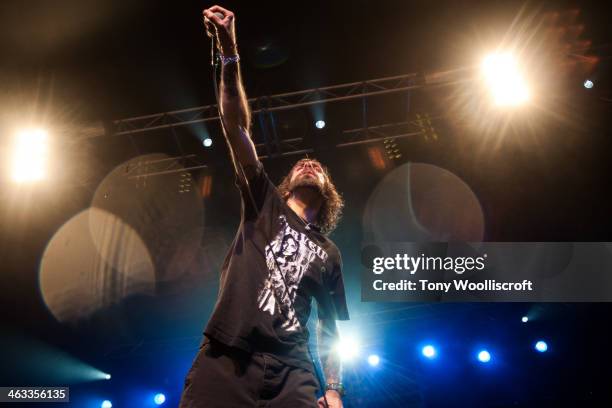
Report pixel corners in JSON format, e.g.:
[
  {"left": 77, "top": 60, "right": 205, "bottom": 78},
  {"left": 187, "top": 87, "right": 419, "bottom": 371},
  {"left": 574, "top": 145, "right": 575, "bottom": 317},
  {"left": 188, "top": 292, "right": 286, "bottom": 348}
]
[{"left": 179, "top": 5, "right": 349, "bottom": 408}]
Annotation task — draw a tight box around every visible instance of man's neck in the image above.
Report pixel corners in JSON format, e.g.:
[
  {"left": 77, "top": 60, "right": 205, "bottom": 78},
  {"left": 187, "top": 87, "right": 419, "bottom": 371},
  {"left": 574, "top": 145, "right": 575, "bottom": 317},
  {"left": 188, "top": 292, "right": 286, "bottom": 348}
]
[{"left": 287, "top": 187, "right": 323, "bottom": 225}]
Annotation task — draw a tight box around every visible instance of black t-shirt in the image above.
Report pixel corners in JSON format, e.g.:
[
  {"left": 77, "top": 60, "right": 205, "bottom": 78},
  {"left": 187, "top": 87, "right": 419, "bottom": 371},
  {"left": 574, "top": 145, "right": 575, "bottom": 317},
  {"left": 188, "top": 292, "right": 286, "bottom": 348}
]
[{"left": 204, "top": 162, "right": 349, "bottom": 371}]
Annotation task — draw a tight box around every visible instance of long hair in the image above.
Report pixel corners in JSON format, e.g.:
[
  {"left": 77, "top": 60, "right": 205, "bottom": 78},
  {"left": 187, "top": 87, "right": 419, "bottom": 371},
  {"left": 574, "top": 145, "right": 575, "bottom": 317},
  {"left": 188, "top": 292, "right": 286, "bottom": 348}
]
[{"left": 277, "top": 158, "right": 344, "bottom": 235}]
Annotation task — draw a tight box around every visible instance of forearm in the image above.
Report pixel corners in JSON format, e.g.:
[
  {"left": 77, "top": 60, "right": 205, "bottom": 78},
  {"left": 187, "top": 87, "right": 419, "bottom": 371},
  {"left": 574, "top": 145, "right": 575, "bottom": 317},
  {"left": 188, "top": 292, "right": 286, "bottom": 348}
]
[
  {"left": 220, "top": 59, "right": 251, "bottom": 135},
  {"left": 317, "top": 319, "right": 342, "bottom": 385}
]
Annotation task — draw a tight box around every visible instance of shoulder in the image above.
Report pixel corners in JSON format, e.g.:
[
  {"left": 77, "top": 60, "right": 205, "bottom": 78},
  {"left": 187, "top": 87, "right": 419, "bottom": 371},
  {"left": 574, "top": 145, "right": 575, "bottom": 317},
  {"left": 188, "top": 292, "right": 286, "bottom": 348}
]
[{"left": 321, "top": 236, "right": 342, "bottom": 265}]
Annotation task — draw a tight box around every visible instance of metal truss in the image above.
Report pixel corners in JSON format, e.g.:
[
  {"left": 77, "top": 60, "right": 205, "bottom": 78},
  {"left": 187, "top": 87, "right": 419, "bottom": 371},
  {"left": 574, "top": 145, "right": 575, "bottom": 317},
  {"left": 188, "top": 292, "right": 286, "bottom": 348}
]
[
  {"left": 112, "top": 73, "right": 427, "bottom": 136},
  {"left": 126, "top": 121, "right": 432, "bottom": 178},
  {"left": 124, "top": 154, "right": 207, "bottom": 179},
  {"left": 112, "top": 70, "right": 464, "bottom": 177}
]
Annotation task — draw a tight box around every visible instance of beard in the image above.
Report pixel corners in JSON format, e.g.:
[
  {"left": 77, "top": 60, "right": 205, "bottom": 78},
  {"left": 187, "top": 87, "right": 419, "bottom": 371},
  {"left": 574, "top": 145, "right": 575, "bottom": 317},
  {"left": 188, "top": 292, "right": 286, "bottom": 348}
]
[{"left": 288, "top": 174, "right": 324, "bottom": 194}]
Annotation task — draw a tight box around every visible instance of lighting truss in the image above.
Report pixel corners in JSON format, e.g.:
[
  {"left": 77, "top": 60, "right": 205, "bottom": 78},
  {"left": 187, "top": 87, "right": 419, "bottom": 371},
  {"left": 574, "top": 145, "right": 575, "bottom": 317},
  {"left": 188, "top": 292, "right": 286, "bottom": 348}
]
[
  {"left": 111, "top": 69, "right": 466, "bottom": 177},
  {"left": 112, "top": 73, "right": 424, "bottom": 136}
]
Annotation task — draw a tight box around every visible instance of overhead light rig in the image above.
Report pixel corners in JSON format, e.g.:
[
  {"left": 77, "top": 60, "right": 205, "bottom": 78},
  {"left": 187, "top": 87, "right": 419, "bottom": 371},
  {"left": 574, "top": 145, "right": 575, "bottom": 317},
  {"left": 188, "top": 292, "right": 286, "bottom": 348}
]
[{"left": 110, "top": 70, "right": 463, "bottom": 177}]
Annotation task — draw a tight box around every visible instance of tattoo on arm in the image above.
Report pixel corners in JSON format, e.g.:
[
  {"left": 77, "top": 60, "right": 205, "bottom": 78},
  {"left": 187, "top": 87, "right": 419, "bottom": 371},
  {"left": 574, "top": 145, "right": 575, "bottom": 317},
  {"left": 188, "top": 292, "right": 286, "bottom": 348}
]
[
  {"left": 317, "top": 318, "right": 342, "bottom": 385},
  {"left": 221, "top": 61, "right": 250, "bottom": 130},
  {"left": 221, "top": 62, "right": 239, "bottom": 98},
  {"left": 218, "top": 58, "right": 256, "bottom": 168}
]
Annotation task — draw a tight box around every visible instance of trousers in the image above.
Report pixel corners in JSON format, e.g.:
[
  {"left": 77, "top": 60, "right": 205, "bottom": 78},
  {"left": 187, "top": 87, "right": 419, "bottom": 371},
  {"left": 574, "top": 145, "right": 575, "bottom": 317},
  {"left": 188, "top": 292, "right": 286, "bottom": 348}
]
[{"left": 179, "top": 338, "right": 320, "bottom": 408}]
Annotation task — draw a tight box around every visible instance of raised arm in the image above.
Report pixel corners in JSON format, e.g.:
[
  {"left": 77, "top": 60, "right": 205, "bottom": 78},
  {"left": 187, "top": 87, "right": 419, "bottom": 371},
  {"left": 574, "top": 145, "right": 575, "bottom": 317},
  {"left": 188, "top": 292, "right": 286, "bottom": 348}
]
[
  {"left": 317, "top": 317, "right": 344, "bottom": 408},
  {"left": 203, "top": 5, "right": 258, "bottom": 170}
]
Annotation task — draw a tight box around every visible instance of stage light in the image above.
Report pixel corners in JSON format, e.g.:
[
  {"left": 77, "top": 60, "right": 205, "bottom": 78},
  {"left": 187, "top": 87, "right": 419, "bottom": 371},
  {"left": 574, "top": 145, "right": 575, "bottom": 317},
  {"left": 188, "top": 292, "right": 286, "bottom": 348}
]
[
  {"left": 367, "top": 354, "right": 380, "bottom": 366},
  {"left": 104, "top": 374, "right": 111, "bottom": 380},
  {"left": 335, "top": 336, "right": 359, "bottom": 361},
  {"left": 315, "top": 120, "right": 326, "bottom": 129},
  {"left": 584, "top": 79, "right": 594, "bottom": 89},
  {"left": 477, "top": 350, "right": 491, "bottom": 363},
  {"left": 535, "top": 340, "right": 548, "bottom": 352},
  {"left": 101, "top": 400, "right": 112, "bottom": 408},
  {"left": 154, "top": 393, "right": 166, "bottom": 405},
  {"left": 203, "top": 137, "right": 213, "bottom": 147},
  {"left": 422, "top": 345, "right": 436, "bottom": 359},
  {"left": 11, "top": 128, "right": 48, "bottom": 183},
  {"left": 522, "top": 316, "right": 529, "bottom": 323},
  {"left": 481, "top": 53, "right": 529, "bottom": 106}
]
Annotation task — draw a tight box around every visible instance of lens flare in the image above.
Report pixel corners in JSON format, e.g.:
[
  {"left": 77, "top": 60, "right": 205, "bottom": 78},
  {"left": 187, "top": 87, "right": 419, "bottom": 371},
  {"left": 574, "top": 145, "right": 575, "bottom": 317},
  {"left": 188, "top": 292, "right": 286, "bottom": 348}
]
[
  {"left": 367, "top": 354, "right": 380, "bottom": 366},
  {"left": 11, "top": 128, "right": 48, "bottom": 183},
  {"left": 482, "top": 53, "right": 529, "bottom": 106},
  {"left": 335, "top": 336, "right": 360, "bottom": 361}
]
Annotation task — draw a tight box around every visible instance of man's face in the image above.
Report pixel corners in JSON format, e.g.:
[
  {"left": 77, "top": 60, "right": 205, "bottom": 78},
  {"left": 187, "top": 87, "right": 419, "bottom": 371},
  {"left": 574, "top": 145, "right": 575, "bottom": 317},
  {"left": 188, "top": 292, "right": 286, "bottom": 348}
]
[{"left": 288, "top": 160, "right": 327, "bottom": 193}]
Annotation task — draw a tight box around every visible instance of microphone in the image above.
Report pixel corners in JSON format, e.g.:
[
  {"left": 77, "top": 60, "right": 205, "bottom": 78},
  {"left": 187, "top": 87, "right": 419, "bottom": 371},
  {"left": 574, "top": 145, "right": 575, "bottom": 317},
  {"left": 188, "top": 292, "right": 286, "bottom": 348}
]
[
  {"left": 204, "top": 12, "right": 225, "bottom": 38},
  {"left": 205, "top": 12, "right": 226, "bottom": 66}
]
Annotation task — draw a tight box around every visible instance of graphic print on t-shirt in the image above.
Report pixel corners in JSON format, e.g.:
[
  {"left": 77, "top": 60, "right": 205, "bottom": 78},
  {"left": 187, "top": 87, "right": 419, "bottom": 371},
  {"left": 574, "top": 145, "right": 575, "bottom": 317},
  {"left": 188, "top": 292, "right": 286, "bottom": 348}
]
[{"left": 257, "top": 215, "right": 329, "bottom": 332}]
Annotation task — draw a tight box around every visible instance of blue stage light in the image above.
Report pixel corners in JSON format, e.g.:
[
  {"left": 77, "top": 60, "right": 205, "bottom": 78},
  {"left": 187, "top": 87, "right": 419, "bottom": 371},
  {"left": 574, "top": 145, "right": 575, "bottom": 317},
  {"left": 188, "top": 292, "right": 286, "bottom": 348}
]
[
  {"left": 535, "top": 340, "right": 548, "bottom": 352},
  {"left": 203, "top": 137, "right": 213, "bottom": 147},
  {"left": 477, "top": 350, "right": 491, "bottom": 363},
  {"left": 101, "top": 400, "right": 112, "bottom": 408},
  {"left": 422, "top": 345, "right": 436, "bottom": 359},
  {"left": 367, "top": 354, "right": 380, "bottom": 366},
  {"left": 521, "top": 316, "right": 529, "bottom": 323},
  {"left": 315, "top": 120, "right": 326, "bottom": 129},
  {"left": 584, "top": 79, "right": 594, "bottom": 89},
  {"left": 154, "top": 393, "right": 166, "bottom": 405},
  {"left": 335, "top": 336, "right": 360, "bottom": 361}
]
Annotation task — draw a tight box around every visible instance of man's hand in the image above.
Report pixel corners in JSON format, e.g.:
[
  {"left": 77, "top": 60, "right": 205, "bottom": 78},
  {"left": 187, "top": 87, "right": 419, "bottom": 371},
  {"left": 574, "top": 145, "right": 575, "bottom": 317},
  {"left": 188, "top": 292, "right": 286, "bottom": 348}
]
[
  {"left": 203, "top": 5, "right": 237, "bottom": 56},
  {"left": 318, "top": 390, "right": 343, "bottom": 408}
]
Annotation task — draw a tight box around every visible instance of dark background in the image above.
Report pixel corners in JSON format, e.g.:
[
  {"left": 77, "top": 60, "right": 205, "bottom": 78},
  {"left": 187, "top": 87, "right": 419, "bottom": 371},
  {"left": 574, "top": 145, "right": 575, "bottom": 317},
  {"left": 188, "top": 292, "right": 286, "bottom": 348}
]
[{"left": 0, "top": 1, "right": 611, "bottom": 407}]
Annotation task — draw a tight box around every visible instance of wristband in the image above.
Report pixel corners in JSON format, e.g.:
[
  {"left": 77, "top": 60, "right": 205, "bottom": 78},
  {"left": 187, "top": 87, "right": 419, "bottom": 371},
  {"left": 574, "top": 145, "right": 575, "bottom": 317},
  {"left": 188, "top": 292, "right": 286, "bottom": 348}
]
[
  {"left": 220, "top": 54, "right": 240, "bottom": 66},
  {"left": 325, "top": 383, "right": 345, "bottom": 397}
]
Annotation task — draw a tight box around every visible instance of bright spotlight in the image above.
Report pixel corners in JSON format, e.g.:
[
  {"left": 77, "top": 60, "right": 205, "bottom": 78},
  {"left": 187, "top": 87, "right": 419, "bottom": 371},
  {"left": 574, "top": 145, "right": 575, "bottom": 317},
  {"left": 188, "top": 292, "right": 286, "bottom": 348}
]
[
  {"left": 335, "top": 336, "right": 359, "bottom": 361},
  {"left": 422, "top": 345, "right": 436, "bottom": 359},
  {"left": 315, "top": 120, "right": 326, "bottom": 129},
  {"left": 154, "top": 393, "right": 166, "bottom": 405},
  {"left": 101, "top": 400, "right": 112, "bottom": 408},
  {"left": 367, "top": 354, "right": 380, "bottom": 367},
  {"left": 11, "top": 128, "right": 48, "bottom": 183},
  {"left": 584, "top": 79, "right": 594, "bottom": 89},
  {"left": 535, "top": 340, "right": 548, "bottom": 353},
  {"left": 477, "top": 350, "right": 491, "bottom": 363},
  {"left": 104, "top": 374, "right": 111, "bottom": 380},
  {"left": 481, "top": 53, "right": 529, "bottom": 106},
  {"left": 522, "top": 316, "right": 529, "bottom": 323},
  {"left": 203, "top": 137, "right": 213, "bottom": 147}
]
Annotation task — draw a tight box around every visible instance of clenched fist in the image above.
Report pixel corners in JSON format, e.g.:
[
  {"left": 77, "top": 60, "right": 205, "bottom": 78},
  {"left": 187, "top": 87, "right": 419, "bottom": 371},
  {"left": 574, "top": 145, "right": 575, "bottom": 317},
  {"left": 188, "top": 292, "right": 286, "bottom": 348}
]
[
  {"left": 318, "top": 390, "right": 343, "bottom": 408},
  {"left": 203, "top": 5, "right": 238, "bottom": 56}
]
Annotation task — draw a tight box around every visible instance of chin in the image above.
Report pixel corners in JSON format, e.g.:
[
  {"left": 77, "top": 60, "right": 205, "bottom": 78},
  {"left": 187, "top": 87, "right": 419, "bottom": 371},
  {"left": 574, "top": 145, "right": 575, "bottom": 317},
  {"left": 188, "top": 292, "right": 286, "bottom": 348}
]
[{"left": 291, "top": 178, "right": 323, "bottom": 193}]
